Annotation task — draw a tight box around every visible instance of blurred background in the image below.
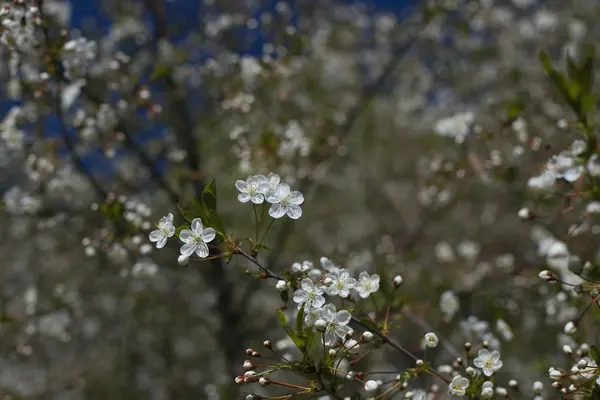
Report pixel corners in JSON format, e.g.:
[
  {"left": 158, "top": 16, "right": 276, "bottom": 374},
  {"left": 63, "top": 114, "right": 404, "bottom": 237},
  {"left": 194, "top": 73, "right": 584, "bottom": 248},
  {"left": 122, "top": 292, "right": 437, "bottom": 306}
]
[{"left": 0, "top": 0, "right": 599, "bottom": 398}]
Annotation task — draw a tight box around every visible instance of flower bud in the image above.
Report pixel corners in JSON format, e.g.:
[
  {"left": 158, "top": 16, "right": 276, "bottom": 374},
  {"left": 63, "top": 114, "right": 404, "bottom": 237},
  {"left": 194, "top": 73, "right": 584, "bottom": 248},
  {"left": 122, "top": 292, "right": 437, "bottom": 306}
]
[
  {"left": 564, "top": 321, "right": 577, "bottom": 335},
  {"left": 361, "top": 331, "right": 374, "bottom": 342},
  {"left": 393, "top": 275, "right": 403, "bottom": 287},
  {"left": 518, "top": 208, "right": 534, "bottom": 220},
  {"left": 314, "top": 319, "right": 327, "bottom": 332},
  {"left": 538, "top": 270, "right": 554, "bottom": 281},
  {"left": 533, "top": 381, "right": 543, "bottom": 394},
  {"left": 235, "top": 376, "right": 244, "bottom": 384},
  {"left": 178, "top": 255, "right": 190, "bottom": 266},
  {"left": 364, "top": 380, "right": 379, "bottom": 392},
  {"left": 563, "top": 345, "right": 573, "bottom": 355},
  {"left": 466, "top": 367, "right": 475, "bottom": 376},
  {"left": 495, "top": 387, "right": 507, "bottom": 397},
  {"left": 275, "top": 280, "right": 287, "bottom": 292},
  {"left": 243, "top": 360, "right": 255, "bottom": 370},
  {"left": 416, "top": 359, "right": 424, "bottom": 367},
  {"left": 258, "top": 377, "right": 269, "bottom": 386},
  {"left": 509, "top": 379, "right": 518, "bottom": 388},
  {"left": 549, "top": 369, "right": 562, "bottom": 380}
]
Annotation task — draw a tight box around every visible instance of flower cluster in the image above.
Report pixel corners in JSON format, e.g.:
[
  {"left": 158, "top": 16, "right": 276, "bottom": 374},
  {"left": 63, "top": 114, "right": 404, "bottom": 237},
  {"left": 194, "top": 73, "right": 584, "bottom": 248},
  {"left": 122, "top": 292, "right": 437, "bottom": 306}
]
[{"left": 235, "top": 173, "right": 304, "bottom": 219}]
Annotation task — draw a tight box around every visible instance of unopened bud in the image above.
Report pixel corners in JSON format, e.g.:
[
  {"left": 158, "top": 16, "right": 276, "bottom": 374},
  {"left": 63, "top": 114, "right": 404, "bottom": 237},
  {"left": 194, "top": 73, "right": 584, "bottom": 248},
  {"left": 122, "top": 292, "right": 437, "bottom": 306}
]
[
  {"left": 563, "top": 345, "right": 573, "bottom": 355},
  {"left": 466, "top": 367, "right": 475, "bottom": 376},
  {"left": 361, "top": 331, "right": 374, "bottom": 342},
  {"left": 518, "top": 207, "right": 534, "bottom": 220},
  {"left": 538, "top": 270, "right": 555, "bottom": 281},
  {"left": 177, "top": 255, "right": 190, "bottom": 266},
  {"left": 275, "top": 280, "right": 287, "bottom": 291},
  {"left": 509, "top": 379, "right": 518, "bottom": 388},
  {"left": 263, "top": 340, "right": 272, "bottom": 349},
  {"left": 416, "top": 359, "right": 424, "bottom": 367},
  {"left": 258, "top": 377, "right": 269, "bottom": 386},
  {"left": 314, "top": 319, "right": 327, "bottom": 332},
  {"left": 564, "top": 321, "right": 577, "bottom": 335},
  {"left": 393, "top": 275, "right": 403, "bottom": 287},
  {"left": 235, "top": 376, "right": 244, "bottom": 384},
  {"left": 243, "top": 360, "right": 255, "bottom": 370}
]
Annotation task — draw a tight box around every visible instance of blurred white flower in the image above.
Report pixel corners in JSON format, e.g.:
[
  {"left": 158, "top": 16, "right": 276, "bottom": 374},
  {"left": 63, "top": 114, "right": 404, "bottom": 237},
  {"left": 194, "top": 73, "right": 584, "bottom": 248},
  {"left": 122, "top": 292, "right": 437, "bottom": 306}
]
[
  {"left": 355, "top": 272, "right": 380, "bottom": 298},
  {"left": 474, "top": 349, "right": 503, "bottom": 376},
  {"left": 448, "top": 375, "right": 469, "bottom": 396}
]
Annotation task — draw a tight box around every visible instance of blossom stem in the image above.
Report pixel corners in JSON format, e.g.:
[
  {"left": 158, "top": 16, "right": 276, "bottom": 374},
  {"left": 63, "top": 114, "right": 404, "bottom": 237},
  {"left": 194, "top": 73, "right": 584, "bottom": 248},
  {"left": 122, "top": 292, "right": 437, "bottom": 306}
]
[
  {"left": 253, "top": 203, "right": 259, "bottom": 242},
  {"left": 235, "top": 247, "right": 283, "bottom": 280},
  {"left": 269, "top": 380, "right": 310, "bottom": 391},
  {"left": 258, "top": 218, "right": 276, "bottom": 249}
]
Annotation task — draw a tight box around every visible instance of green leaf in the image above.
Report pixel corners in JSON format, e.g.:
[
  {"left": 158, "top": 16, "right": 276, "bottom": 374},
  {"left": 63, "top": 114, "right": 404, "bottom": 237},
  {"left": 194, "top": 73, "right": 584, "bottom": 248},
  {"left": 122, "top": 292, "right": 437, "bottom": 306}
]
[
  {"left": 175, "top": 224, "right": 189, "bottom": 236},
  {"left": 590, "top": 345, "right": 600, "bottom": 365},
  {"left": 566, "top": 53, "right": 579, "bottom": 84},
  {"left": 296, "top": 304, "right": 305, "bottom": 332},
  {"left": 202, "top": 178, "right": 218, "bottom": 212},
  {"left": 579, "top": 44, "right": 595, "bottom": 91},
  {"left": 177, "top": 204, "right": 197, "bottom": 223},
  {"left": 276, "top": 309, "right": 306, "bottom": 350}
]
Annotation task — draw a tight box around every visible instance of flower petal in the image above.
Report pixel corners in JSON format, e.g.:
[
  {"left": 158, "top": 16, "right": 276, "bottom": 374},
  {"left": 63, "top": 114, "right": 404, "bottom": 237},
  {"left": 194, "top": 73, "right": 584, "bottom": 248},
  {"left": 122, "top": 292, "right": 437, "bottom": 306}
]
[
  {"left": 191, "top": 218, "right": 203, "bottom": 235},
  {"left": 179, "top": 229, "right": 194, "bottom": 243},
  {"left": 250, "top": 193, "right": 264, "bottom": 204},
  {"left": 269, "top": 203, "right": 287, "bottom": 219},
  {"left": 180, "top": 242, "right": 197, "bottom": 257},
  {"left": 149, "top": 230, "right": 163, "bottom": 242},
  {"left": 202, "top": 227, "right": 216, "bottom": 243},
  {"left": 335, "top": 310, "right": 351, "bottom": 325},
  {"left": 157, "top": 236, "right": 167, "bottom": 249},
  {"left": 289, "top": 191, "right": 304, "bottom": 205},
  {"left": 286, "top": 205, "right": 302, "bottom": 219},
  {"left": 195, "top": 242, "right": 209, "bottom": 258},
  {"left": 238, "top": 193, "right": 251, "bottom": 203},
  {"left": 235, "top": 180, "right": 248, "bottom": 192}
]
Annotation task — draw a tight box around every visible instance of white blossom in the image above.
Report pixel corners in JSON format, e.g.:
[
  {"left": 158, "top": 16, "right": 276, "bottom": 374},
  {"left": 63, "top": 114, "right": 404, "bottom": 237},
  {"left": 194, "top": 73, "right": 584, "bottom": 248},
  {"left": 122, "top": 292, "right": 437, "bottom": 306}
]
[
  {"left": 325, "top": 269, "right": 356, "bottom": 298},
  {"left": 149, "top": 213, "right": 175, "bottom": 249},
  {"left": 473, "top": 349, "right": 503, "bottom": 376},
  {"left": 178, "top": 218, "right": 216, "bottom": 258},
  {"left": 266, "top": 183, "right": 304, "bottom": 219},
  {"left": 448, "top": 375, "right": 469, "bottom": 396},
  {"left": 317, "top": 303, "right": 352, "bottom": 346},
  {"left": 355, "top": 272, "right": 380, "bottom": 298},
  {"left": 424, "top": 332, "right": 439, "bottom": 348},
  {"left": 293, "top": 278, "right": 325, "bottom": 309},
  {"left": 236, "top": 175, "right": 269, "bottom": 204}
]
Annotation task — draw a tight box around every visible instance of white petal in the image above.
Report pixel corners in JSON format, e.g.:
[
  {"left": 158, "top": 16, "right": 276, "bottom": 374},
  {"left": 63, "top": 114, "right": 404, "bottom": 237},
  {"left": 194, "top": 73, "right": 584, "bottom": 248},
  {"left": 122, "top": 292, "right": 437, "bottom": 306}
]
[
  {"left": 335, "top": 310, "right": 351, "bottom": 325},
  {"left": 202, "top": 227, "right": 216, "bottom": 243},
  {"left": 149, "top": 230, "right": 163, "bottom": 242},
  {"left": 157, "top": 236, "right": 167, "bottom": 249},
  {"left": 275, "top": 183, "right": 290, "bottom": 198},
  {"left": 269, "top": 203, "right": 286, "bottom": 218},
  {"left": 286, "top": 205, "right": 302, "bottom": 219},
  {"left": 300, "top": 278, "right": 314, "bottom": 292},
  {"left": 235, "top": 180, "right": 248, "bottom": 192},
  {"left": 195, "top": 242, "right": 209, "bottom": 258},
  {"left": 180, "top": 242, "right": 197, "bottom": 257},
  {"left": 191, "top": 218, "right": 204, "bottom": 235},
  {"left": 289, "top": 191, "right": 304, "bottom": 205},
  {"left": 238, "top": 193, "right": 251, "bottom": 203},
  {"left": 179, "top": 229, "right": 194, "bottom": 243},
  {"left": 250, "top": 193, "right": 264, "bottom": 204}
]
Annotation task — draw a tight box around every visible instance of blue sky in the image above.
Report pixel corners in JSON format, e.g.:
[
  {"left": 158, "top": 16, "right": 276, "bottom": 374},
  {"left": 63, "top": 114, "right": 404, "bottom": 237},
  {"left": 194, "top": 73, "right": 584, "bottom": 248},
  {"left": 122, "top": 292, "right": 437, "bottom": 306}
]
[{"left": 2, "top": 0, "right": 417, "bottom": 178}]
